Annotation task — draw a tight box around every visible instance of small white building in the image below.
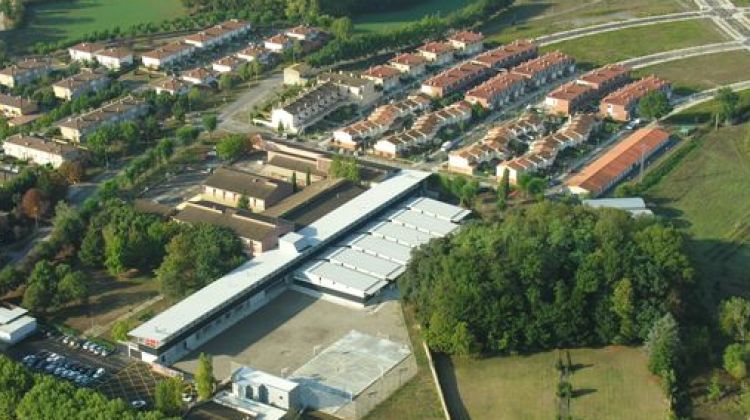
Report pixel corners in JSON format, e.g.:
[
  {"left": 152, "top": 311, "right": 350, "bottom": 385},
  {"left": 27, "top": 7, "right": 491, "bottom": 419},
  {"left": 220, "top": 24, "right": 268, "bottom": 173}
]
[
  {"left": 94, "top": 47, "right": 134, "bottom": 70},
  {"left": 68, "top": 42, "right": 105, "bottom": 62},
  {"left": 0, "top": 304, "right": 37, "bottom": 345},
  {"left": 212, "top": 55, "right": 242, "bottom": 73},
  {"left": 231, "top": 366, "right": 299, "bottom": 410},
  {"left": 2, "top": 134, "right": 83, "bottom": 168},
  {"left": 264, "top": 34, "right": 292, "bottom": 53}
]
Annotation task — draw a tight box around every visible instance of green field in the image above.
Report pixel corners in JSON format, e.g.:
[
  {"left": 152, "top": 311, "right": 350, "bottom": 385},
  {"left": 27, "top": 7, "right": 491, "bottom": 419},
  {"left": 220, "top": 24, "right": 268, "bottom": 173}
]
[
  {"left": 542, "top": 19, "right": 727, "bottom": 68},
  {"left": 482, "top": 0, "right": 692, "bottom": 44},
  {"left": 446, "top": 347, "right": 667, "bottom": 419},
  {"left": 354, "top": 0, "right": 469, "bottom": 32},
  {"left": 1, "top": 0, "right": 188, "bottom": 52},
  {"left": 636, "top": 50, "right": 750, "bottom": 94},
  {"left": 646, "top": 120, "right": 750, "bottom": 298}
]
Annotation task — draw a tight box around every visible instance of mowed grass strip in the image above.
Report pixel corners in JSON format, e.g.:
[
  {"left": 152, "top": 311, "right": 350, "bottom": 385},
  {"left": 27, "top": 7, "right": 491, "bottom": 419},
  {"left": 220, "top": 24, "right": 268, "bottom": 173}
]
[
  {"left": 635, "top": 50, "right": 750, "bottom": 94},
  {"left": 646, "top": 120, "right": 750, "bottom": 297},
  {"left": 542, "top": 18, "right": 728, "bottom": 67},
  {"left": 449, "top": 347, "right": 667, "bottom": 420},
  {"left": 354, "top": 0, "right": 469, "bottom": 33},
  {"left": 483, "top": 0, "right": 692, "bottom": 44},
  {"left": 2, "top": 0, "right": 187, "bottom": 51}
]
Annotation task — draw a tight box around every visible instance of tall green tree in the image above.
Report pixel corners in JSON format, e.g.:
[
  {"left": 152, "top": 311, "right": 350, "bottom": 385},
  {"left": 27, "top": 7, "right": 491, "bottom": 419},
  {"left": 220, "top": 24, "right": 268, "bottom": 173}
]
[
  {"left": 155, "top": 377, "right": 182, "bottom": 416},
  {"left": 330, "top": 17, "right": 353, "bottom": 40},
  {"left": 195, "top": 352, "right": 214, "bottom": 401},
  {"left": 715, "top": 87, "right": 740, "bottom": 127},
  {"left": 720, "top": 297, "right": 750, "bottom": 342},
  {"left": 645, "top": 314, "right": 681, "bottom": 376},
  {"left": 638, "top": 91, "right": 672, "bottom": 120},
  {"left": 202, "top": 114, "right": 218, "bottom": 139},
  {"left": 216, "top": 134, "right": 248, "bottom": 161}
]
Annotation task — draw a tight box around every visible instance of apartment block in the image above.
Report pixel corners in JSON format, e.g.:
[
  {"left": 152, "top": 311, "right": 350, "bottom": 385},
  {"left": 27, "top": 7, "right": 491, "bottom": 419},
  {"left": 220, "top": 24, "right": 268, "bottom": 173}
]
[
  {"left": 141, "top": 41, "right": 196, "bottom": 69},
  {"left": 389, "top": 53, "right": 428, "bottom": 77},
  {"left": 0, "top": 59, "right": 52, "bottom": 88},
  {"left": 361, "top": 65, "right": 402, "bottom": 91},
  {"left": 271, "top": 83, "right": 346, "bottom": 134},
  {"left": 510, "top": 51, "right": 575, "bottom": 88},
  {"left": 417, "top": 42, "right": 455, "bottom": 66},
  {"left": 599, "top": 75, "right": 671, "bottom": 122},
  {"left": 94, "top": 47, "right": 134, "bottom": 70},
  {"left": 52, "top": 68, "right": 110, "bottom": 100},
  {"left": 420, "top": 61, "right": 489, "bottom": 98},
  {"left": 471, "top": 39, "right": 538, "bottom": 70},
  {"left": 447, "top": 30, "right": 485, "bottom": 56},
  {"left": 68, "top": 42, "right": 106, "bottom": 62},
  {"left": 465, "top": 72, "right": 528, "bottom": 109},
  {"left": 57, "top": 96, "right": 148, "bottom": 142},
  {"left": 0, "top": 94, "right": 38, "bottom": 117},
  {"left": 544, "top": 81, "right": 596, "bottom": 116},
  {"left": 2, "top": 135, "right": 83, "bottom": 168},
  {"left": 184, "top": 19, "right": 252, "bottom": 48}
]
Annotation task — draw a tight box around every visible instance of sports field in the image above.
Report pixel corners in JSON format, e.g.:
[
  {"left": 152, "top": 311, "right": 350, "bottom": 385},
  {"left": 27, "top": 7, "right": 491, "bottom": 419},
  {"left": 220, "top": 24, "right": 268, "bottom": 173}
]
[
  {"left": 543, "top": 18, "right": 727, "bottom": 67},
  {"left": 1, "top": 0, "right": 187, "bottom": 52},
  {"left": 354, "top": 0, "right": 469, "bottom": 32},
  {"left": 482, "top": 0, "right": 693, "bottom": 44},
  {"left": 445, "top": 347, "right": 667, "bottom": 419},
  {"left": 646, "top": 120, "right": 750, "bottom": 298},
  {"left": 636, "top": 50, "right": 750, "bottom": 94}
]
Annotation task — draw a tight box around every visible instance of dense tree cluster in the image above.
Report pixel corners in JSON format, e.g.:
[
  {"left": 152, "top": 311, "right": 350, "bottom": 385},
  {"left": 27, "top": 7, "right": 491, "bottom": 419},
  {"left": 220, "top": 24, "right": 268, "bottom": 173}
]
[
  {"left": 22, "top": 260, "right": 89, "bottom": 313},
  {"left": 401, "top": 201, "right": 693, "bottom": 356},
  {"left": 216, "top": 134, "right": 250, "bottom": 161},
  {"left": 329, "top": 155, "right": 360, "bottom": 182},
  {"left": 156, "top": 223, "right": 244, "bottom": 300}
]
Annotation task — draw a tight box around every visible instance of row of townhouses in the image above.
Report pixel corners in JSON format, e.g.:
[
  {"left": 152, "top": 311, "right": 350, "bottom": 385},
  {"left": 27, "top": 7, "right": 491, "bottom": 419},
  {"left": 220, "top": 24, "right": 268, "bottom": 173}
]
[
  {"left": 68, "top": 42, "right": 134, "bottom": 70},
  {"left": 56, "top": 96, "right": 148, "bottom": 142}
]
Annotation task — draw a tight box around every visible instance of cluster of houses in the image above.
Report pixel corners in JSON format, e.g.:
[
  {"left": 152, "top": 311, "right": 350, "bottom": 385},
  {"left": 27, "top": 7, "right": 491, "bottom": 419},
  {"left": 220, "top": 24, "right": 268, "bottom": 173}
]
[
  {"left": 0, "top": 93, "right": 39, "bottom": 127},
  {"left": 56, "top": 96, "right": 149, "bottom": 142},
  {"left": 52, "top": 68, "right": 111, "bottom": 100},
  {"left": 544, "top": 64, "right": 671, "bottom": 121},
  {"left": 0, "top": 58, "right": 52, "bottom": 88},
  {"left": 270, "top": 71, "right": 379, "bottom": 134},
  {"left": 68, "top": 42, "right": 134, "bottom": 70}
]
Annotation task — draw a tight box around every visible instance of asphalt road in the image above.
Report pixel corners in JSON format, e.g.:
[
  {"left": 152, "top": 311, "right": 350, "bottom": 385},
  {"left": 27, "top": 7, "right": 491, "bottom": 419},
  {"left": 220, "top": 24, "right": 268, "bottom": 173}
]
[{"left": 218, "top": 71, "right": 284, "bottom": 133}]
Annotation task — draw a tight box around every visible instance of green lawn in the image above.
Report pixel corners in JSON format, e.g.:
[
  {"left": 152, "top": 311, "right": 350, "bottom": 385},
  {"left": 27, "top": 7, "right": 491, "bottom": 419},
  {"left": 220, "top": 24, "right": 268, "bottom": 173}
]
[
  {"left": 542, "top": 18, "right": 727, "bottom": 68},
  {"left": 448, "top": 347, "right": 668, "bottom": 420},
  {"left": 482, "top": 0, "right": 693, "bottom": 44},
  {"left": 354, "top": 0, "right": 469, "bottom": 32},
  {"left": 1, "top": 0, "right": 187, "bottom": 52},
  {"left": 635, "top": 50, "right": 750, "bottom": 95},
  {"left": 645, "top": 121, "right": 750, "bottom": 298}
]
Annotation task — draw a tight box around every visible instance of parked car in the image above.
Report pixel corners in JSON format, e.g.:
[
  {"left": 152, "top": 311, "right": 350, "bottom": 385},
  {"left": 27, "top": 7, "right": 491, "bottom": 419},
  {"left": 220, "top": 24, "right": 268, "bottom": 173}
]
[
  {"left": 93, "top": 368, "right": 106, "bottom": 379},
  {"left": 131, "top": 400, "right": 147, "bottom": 410}
]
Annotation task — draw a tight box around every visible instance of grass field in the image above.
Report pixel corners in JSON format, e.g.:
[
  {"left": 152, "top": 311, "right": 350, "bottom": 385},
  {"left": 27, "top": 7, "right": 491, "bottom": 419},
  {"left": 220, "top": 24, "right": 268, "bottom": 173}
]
[
  {"left": 447, "top": 347, "right": 668, "bottom": 419},
  {"left": 635, "top": 50, "right": 750, "bottom": 94},
  {"left": 645, "top": 121, "right": 750, "bottom": 298},
  {"left": 542, "top": 18, "right": 727, "bottom": 68},
  {"left": 354, "top": 0, "right": 469, "bottom": 32},
  {"left": 482, "top": 0, "right": 693, "bottom": 44},
  {"left": 365, "top": 305, "right": 443, "bottom": 420},
  {"left": 1, "top": 0, "right": 187, "bottom": 52}
]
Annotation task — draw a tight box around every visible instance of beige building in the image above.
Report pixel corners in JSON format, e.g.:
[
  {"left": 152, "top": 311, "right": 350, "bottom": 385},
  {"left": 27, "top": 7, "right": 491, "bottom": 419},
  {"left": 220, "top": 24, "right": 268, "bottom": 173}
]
[
  {"left": 57, "top": 96, "right": 148, "bottom": 142},
  {"left": 283, "top": 63, "right": 316, "bottom": 86},
  {"left": 52, "top": 69, "right": 110, "bottom": 100},
  {"left": 202, "top": 167, "right": 294, "bottom": 211},
  {"left": 0, "top": 94, "right": 38, "bottom": 117},
  {"left": 417, "top": 42, "right": 455, "bottom": 66},
  {"left": 174, "top": 201, "right": 293, "bottom": 256},
  {"left": 68, "top": 42, "right": 106, "bottom": 62},
  {"left": 94, "top": 47, "right": 134, "bottom": 70},
  {"left": 141, "top": 41, "right": 196, "bottom": 69},
  {"left": 152, "top": 77, "right": 190, "bottom": 95},
  {"left": 389, "top": 53, "right": 427, "bottom": 77},
  {"left": 0, "top": 59, "right": 52, "bottom": 88},
  {"left": 2, "top": 135, "right": 82, "bottom": 168},
  {"left": 180, "top": 67, "right": 217, "bottom": 85},
  {"left": 447, "top": 30, "right": 485, "bottom": 56}
]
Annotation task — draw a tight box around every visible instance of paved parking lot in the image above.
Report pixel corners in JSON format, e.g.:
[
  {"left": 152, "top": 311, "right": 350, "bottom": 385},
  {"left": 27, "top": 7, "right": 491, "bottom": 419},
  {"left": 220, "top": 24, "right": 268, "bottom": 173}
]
[{"left": 97, "top": 362, "right": 164, "bottom": 407}]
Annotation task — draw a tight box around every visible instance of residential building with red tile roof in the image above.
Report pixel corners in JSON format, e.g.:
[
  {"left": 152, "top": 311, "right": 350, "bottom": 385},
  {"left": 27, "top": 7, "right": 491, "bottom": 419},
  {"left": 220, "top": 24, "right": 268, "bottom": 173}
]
[
  {"left": 52, "top": 68, "right": 110, "bottom": 101},
  {"left": 448, "top": 30, "right": 485, "bottom": 55},
  {"left": 236, "top": 45, "right": 273, "bottom": 64},
  {"left": 94, "top": 47, "right": 134, "bottom": 70},
  {"left": 566, "top": 127, "right": 670, "bottom": 196},
  {"left": 544, "top": 81, "right": 596, "bottom": 116},
  {"left": 510, "top": 51, "right": 575, "bottom": 88},
  {"left": 471, "top": 39, "right": 538, "bottom": 70},
  {"left": 152, "top": 77, "right": 190, "bottom": 96},
  {"left": 264, "top": 34, "right": 292, "bottom": 52},
  {"left": 417, "top": 41, "right": 455, "bottom": 65},
  {"left": 465, "top": 72, "right": 528, "bottom": 109},
  {"left": 0, "top": 59, "right": 52, "bottom": 88},
  {"left": 599, "top": 75, "right": 671, "bottom": 122},
  {"left": 184, "top": 19, "right": 252, "bottom": 48},
  {"left": 361, "top": 65, "right": 402, "bottom": 91},
  {"left": 180, "top": 67, "right": 217, "bottom": 85},
  {"left": 0, "top": 94, "right": 38, "bottom": 117},
  {"left": 420, "top": 61, "right": 490, "bottom": 98},
  {"left": 389, "top": 53, "right": 428, "bottom": 76},
  {"left": 285, "top": 25, "right": 322, "bottom": 41},
  {"left": 68, "top": 42, "right": 106, "bottom": 62},
  {"left": 576, "top": 64, "right": 630, "bottom": 94},
  {"left": 141, "top": 41, "right": 196, "bottom": 69},
  {"left": 212, "top": 55, "right": 243, "bottom": 73}
]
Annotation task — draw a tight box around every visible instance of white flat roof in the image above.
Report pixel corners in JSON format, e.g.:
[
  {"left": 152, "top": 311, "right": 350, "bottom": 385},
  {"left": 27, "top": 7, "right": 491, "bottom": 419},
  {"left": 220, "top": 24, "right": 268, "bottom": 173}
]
[
  {"left": 0, "top": 315, "right": 35, "bottom": 336},
  {"left": 583, "top": 197, "right": 647, "bottom": 210},
  {"left": 297, "top": 261, "right": 388, "bottom": 296},
  {"left": 234, "top": 366, "right": 297, "bottom": 392},
  {"left": 405, "top": 196, "right": 471, "bottom": 222},
  {"left": 348, "top": 234, "right": 413, "bottom": 264},
  {"left": 368, "top": 221, "right": 435, "bottom": 247},
  {"left": 385, "top": 208, "right": 459, "bottom": 236},
  {"left": 0, "top": 306, "right": 27, "bottom": 324},
  {"left": 129, "top": 170, "right": 430, "bottom": 347},
  {"left": 325, "top": 247, "right": 403, "bottom": 280}
]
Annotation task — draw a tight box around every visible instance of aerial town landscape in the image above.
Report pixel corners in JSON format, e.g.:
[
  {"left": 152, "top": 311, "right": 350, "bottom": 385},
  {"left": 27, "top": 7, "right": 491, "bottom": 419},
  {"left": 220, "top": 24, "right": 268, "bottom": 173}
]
[{"left": 0, "top": 0, "right": 749, "bottom": 419}]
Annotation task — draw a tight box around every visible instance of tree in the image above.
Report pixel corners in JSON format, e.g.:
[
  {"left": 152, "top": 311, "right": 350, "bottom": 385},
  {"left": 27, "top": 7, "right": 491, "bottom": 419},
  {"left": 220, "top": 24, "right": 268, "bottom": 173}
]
[
  {"left": 719, "top": 297, "right": 750, "bottom": 342},
  {"left": 331, "top": 16, "right": 353, "bottom": 40},
  {"left": 202, "top": 114, "right": 218, "bottom": 139},
  {"left": 723, "top": 343, "right": 748, "bottom": 380},
  {"left": 499, "top": 168, "right": 510, "bottom": 200},
  {"left": 155, "top": 377, "right": 182, "bottom": 416},
  {"left": 645, "top": 314, "right": 681, "bottom": 376},
  {"left": 218, "top": 74, "right": 234, "bottom": 91},
  {"left": 715, "top": 87, "right": 740, "bottom": 126},
  {"left": 291, "top": 171, "right": 298, "bottom": 192},
  {"left": 79, "top": 227, "right": 104, "bottom": 268},
  {"left": 329, "top": 155, "right": 360, "bottom": 182},
  {"left": 612, "top": 278, "right": 635, "bottom": 342},
  {"left": 195, "top": 352, "right": 214, "bottom": 401},
  {"left": 111, "top": 319, "right": 133, "bottom": 342},
  {"left": 237, "top": 194, "right": 249, "bottom": 210},
  {"left": 20, "top": 188, "right": 49, "bottom": 226},
  {"left": 216, "top": 134, "right": 248, "bottom": 161},
  {"left": 305, "top": 168, "right": 311, "bottom": 186},
  {"left": 22, "top": 261, "right": 56, "bottom": 313},
  {"left": 57, "top": 160, "right": 85, "bottom": 184},
  {"left": 57, "top": 271, "right": 89, "bottom": 306},
  {"left": 176, "top": 125, "right": 200, "bottom": 145},
  {"left": 187, "top": 86, "right": 202, "bottom": 109},
  {"left": 156, "top": 224, "right": 244, "bottom": 300},
  {"left": 638, "top": 91, "right": 672, "bottom": 120},
  {"left": 0, "top": 355, "right": 34, "bottom": 419}
]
